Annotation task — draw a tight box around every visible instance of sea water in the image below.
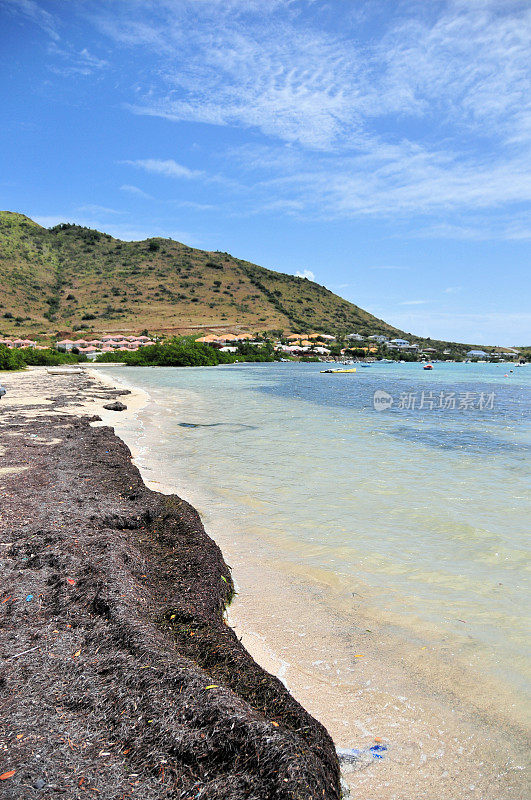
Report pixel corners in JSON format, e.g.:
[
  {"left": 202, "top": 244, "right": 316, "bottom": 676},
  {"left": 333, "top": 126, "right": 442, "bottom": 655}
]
[{"left": 98, "top": 361, "right": 530, "bottom": 738}]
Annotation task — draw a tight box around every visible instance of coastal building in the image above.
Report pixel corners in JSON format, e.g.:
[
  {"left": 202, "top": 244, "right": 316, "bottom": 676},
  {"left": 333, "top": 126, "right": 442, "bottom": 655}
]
[
  {"left": 346, "top": 333, "right": 363, "bottom": 341},
  {"left": 466, "top": 349, "right": 488, "bottom": 358},
  {"left": 56, "top": 336, "right": 153, "bottom": 353},
  {"left": 389, "top": 338, "right": 409, "bottom": 347},
  {"left": 368, "top": 335, "right": 388, "bottom": 343}
]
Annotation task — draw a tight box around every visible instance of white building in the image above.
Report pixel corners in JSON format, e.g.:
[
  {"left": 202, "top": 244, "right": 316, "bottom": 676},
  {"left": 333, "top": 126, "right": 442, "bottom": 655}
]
[{"left": 389, "top": 338, "right": 409, "bottom": 347}]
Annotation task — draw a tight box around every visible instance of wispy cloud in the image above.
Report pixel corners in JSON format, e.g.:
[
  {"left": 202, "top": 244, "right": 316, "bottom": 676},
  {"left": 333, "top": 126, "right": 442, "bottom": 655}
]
[
  {"left": 12, "top": 1, "right": 531, "bottom": 246},
  {"left": 33, "top": 210, "right": 198, "bottom": 245},
  {"left": 77, "top": 204, "right": 124, "bottom": 215},
  {"left": 88, "top": 0, "right": 531, "bottom": 232},
  {"left": 120, "top": 184, "right": 153, "bottom": 199},
  {"left": 95, "top": 0, "right": 531, "bottom": 149},
  {"left": 443, "top": 286, "right": 462, "bottom": 294},
  {"left": 121, "top": 159, "right": 203, "bottom": 180},
  {"left": 295, "top": 269, "right": 315, "bottom": 281},
  {"left": 48, "top": 44, "right": 109, "bottom": 76},
  {"left": 399, "top": 299, "right": 428, "bottom": 306},
  {"left": 3, "top": 0, "right": 59, "bottom": 40}
]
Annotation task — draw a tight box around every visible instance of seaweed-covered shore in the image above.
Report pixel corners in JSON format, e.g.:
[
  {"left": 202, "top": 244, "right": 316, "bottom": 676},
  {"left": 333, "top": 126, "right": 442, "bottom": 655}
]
[{"left": 0, "top": 370, "right": 341, "bottom": 799}]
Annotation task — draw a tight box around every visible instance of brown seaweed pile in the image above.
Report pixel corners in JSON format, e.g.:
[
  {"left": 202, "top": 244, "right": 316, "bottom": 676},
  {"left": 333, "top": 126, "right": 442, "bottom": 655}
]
[{"left": 0, "top": 390, "right": 341, "bottom": 798}]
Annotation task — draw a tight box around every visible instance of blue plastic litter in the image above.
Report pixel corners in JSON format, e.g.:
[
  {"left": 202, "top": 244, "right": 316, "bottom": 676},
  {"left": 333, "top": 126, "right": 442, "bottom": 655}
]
[
  {"left": 337, "top": 743, "right": 388, "bottom": 766},
  {"left": 369, "top": 744, "right": 387, "bottom": 758},
  {"left": 26, "top": 595, "right": 34, "bottom": 602}
]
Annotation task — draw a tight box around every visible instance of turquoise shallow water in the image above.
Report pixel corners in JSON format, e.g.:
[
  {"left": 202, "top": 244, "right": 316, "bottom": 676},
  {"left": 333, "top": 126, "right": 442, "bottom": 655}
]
[{"left": 100, "top": 361, "right": 530, "bottom": 721}]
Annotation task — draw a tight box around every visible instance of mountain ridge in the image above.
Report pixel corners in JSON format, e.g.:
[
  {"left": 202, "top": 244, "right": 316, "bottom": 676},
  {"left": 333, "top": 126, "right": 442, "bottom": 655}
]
[{"left": 0, "top": 210, "right": 408, "bottom": 339}]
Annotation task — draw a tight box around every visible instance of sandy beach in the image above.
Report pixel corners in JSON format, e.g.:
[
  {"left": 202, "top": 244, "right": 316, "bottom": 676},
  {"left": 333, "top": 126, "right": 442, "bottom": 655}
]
[
  {"left": 0, "top": 366, "right": 340, "bottom": 799},
  {"left": 2, "top": 365, "right": 529, "bottom": 799}
]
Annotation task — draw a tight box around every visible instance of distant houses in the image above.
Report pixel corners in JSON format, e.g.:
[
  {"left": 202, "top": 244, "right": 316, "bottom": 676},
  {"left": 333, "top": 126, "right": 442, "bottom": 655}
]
[
  {"left": 56, "top": 335, "right": 155, "bottom": 358},
  {"left": 0, "top": 338, "right": 37, "bottom": 349},
  {"left": 0, "top": 327, "right": 524, "bottom": 364}
]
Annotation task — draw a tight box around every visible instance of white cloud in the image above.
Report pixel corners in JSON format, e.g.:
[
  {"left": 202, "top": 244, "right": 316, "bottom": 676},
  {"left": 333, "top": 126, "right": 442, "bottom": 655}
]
[
  {"left": 443, "top": 286, "right": 462, "bottom": 294},
  {"left": 89, "top": 0, "right": 531, "bottom": 231},
  {"left": 121, "top": 159, "right": 203, "bottom": 180},
  {"left": 120, "top": 184, "right": 153, "bottom": 199},
  {"left": 295, "top": 269, "right": 315, "bottom": 281},
  {"left": 33, "top": 211, "right": 198, "bottom": 245},
  {"left": 399, "top": 299, "right": 428, "bottom": 306},
  {"left": 3, "top": 0, "right": 59, "bottom": 40},
  {"left": 77, "top": 204, "right": 124, "bottom": 215},
  {"left": 95, "top": 1, "right": 531, "bottom": 150},
  {"left": 24, "top": 1, "right": 531, "bottom": 240}
]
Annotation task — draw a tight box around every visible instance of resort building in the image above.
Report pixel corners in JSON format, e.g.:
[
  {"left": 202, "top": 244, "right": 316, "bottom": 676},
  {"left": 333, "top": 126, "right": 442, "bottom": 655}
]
[
  {"left": 346, "top": 333, "right": 363, "bottom": 341},
  {"left": 466, "top": 349, "right": 488, "bottom": 358}
]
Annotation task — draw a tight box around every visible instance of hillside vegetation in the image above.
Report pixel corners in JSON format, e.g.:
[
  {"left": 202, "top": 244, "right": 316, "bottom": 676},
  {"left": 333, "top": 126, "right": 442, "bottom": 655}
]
[{"left": 0, "top": 211, "right": 403, "bottom": 339}]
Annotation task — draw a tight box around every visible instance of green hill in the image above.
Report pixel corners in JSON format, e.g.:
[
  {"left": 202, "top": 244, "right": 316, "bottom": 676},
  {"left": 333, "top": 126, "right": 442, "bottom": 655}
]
[{"left": 0, "top": 211, "right": 404, "bottom": 339}]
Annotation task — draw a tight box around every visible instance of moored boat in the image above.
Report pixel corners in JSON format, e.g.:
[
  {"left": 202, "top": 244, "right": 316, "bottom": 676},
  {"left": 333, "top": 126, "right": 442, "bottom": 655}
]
[{"left": 320, "top": 368, "right": 357, "bottom": 374}]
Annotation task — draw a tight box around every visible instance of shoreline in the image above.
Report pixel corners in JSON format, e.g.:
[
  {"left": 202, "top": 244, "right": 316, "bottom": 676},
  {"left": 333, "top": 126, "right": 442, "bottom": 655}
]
[
  {"left": 89, "top": 365, "right": 530, "bottom": 800},
  {"left": 0, "top": 366, "right": 341, "bottom": 798},
  {"left": 4, "top": 365, "right": 528, "bottom": 798}
]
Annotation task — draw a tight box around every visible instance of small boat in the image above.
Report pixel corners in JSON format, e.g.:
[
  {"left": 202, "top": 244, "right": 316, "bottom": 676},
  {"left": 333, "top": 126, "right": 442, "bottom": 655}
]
[
  {"left": 46, "top": 367, "right": 85, "bottom": 375},
  {"left": 320, "top": 368, "right": 357, "bottom": 374},
  {"left": 423, "top": 363, "right": 433, "bottom": 370},
  {"left": 359, "top": 363, "right": 371, "bottom": 367}
]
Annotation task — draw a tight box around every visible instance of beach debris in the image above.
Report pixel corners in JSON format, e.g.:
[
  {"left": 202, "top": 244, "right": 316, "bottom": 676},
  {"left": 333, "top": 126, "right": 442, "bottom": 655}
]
[
  {"left": 26, "top": 594, "right": 34, "bottom": 602},
  {"left": 103, "top": 401, "right": 127, "bottom": 411},
  {"left": 370, "top": 744, "right": 387, "bottom": 758},
  {"left": 336, "top": 742, "right": 388, "bottom": 770},
  {"left": 66, "top": 578, "right": 76, "bottom": 585},
  {"left": 0, "top": 771, "right": 16, "bottom": 780},
  {"left": 34, "top": 778, "right": 46, "bottom": 789}
]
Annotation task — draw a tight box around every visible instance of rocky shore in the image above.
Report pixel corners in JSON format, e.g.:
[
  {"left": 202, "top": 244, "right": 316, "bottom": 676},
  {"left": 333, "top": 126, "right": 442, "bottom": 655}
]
[{"left": 0, "top": 369, "right": 341, "bottom": 799}]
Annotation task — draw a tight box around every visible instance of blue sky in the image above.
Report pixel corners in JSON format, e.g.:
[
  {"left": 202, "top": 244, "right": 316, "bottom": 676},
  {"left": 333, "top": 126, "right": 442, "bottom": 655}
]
[{"left": 1, "top": 0, "right": 530, "bottom": 345}]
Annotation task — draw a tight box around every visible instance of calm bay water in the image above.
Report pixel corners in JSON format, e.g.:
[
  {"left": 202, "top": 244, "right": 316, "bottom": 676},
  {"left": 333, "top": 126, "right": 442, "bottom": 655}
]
[{"left": 100, "top": 361, "right": 530, "bottom": 725}]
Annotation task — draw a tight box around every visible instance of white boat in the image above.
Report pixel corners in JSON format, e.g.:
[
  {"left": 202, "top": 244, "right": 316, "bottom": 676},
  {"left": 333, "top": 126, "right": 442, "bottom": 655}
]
[{"left": 46, "top": 367, "right": 85, "bottom": 375}]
